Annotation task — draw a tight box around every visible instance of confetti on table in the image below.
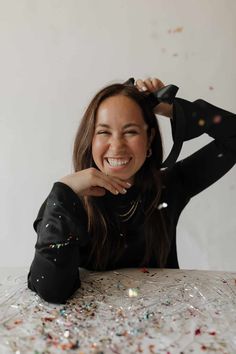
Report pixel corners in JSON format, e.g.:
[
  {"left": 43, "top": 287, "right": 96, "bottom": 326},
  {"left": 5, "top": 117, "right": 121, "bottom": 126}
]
[{"left": 0, "top": 269, "right": 236, "bottom": 353}]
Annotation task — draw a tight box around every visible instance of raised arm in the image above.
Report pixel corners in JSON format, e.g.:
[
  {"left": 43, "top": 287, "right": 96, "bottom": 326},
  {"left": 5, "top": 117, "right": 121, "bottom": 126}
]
[{"left": 171, "top": 98, "right": 236, "bottom": 198}]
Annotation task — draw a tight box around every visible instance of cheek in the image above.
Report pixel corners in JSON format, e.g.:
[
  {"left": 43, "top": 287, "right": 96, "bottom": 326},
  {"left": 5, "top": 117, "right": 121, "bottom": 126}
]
[
  {"left": 131, "top": 137, "right": 148, "bottom": 156},
  {"left": 92, "top": 138, "right": 106, "bottom": 161}
]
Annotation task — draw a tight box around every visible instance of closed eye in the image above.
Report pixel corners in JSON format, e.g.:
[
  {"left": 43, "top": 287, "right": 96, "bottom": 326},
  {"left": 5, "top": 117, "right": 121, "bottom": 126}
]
[
  {"left": 124, "top": 130, "right": 139, "bottom": 135},
  {"left": 96, "top": 131, "right": 110, "bottom": 135}
]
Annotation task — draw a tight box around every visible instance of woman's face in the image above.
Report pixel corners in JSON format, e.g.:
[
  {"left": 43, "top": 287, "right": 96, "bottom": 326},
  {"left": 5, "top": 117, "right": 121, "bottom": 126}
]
[{"left": 92, "top": 94, "right": 151, "bottom": 183}]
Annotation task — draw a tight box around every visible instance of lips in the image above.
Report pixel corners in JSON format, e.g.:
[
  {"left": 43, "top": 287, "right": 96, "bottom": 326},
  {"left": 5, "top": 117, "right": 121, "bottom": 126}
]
[{"left": 105, "top": 157, "right": 131, "bottom": 167}]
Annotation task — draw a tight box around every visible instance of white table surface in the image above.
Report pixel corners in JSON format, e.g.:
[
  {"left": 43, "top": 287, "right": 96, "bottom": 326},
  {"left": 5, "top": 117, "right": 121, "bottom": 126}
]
[{"left": 0, "top": 267, "right": 236, "bottom": 354}]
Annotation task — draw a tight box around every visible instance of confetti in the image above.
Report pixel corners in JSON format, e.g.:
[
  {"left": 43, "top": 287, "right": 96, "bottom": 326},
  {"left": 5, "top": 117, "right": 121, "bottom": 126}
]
[
  {"left": 213, "top": 115, "right": 222, "bottom": 124},
  {"left": 48, "top": 235, "right": 79, "bottom": 249},
  {"left": 140, "top": 267, "right": 149, "bottom": 273},
  {"left": 168, "top": 26, "right": 183, "bottom": 34},
  {"left": 198, "top": 119, "right": 206, "bottom": 126},
  {"left": 157, "top": 202, "right": 168, "bottom": 210},
  {"left": 128, "top": 288, "right": 138, "bottom": 297},
  {"left": 0, "top": 269, "right": 236, "bottom": 353}
]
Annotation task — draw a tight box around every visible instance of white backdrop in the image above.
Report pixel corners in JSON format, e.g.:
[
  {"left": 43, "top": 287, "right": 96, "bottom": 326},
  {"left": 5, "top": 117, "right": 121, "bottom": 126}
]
[{"left": 0, "top": 0, "right": 235, "bottom": 269}]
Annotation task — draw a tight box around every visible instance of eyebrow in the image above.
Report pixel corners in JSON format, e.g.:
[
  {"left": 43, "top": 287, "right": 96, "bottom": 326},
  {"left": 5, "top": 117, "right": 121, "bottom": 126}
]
[{"left": 95, "top": 123, "right": 142, "bottom": 129}]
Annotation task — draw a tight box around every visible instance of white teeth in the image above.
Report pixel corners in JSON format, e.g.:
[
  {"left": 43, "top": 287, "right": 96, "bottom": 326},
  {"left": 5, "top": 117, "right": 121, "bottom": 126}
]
[{"left": 107, "top": 158, "right": 129, "bottom": 167}]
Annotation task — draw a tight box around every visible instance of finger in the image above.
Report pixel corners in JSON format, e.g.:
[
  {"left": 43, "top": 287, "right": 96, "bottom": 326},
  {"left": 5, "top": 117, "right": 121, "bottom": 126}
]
[
  {"left": 103, "top": 178, "right": 130, "bottom": 195},
  {"left": 91, "top": 169, "right": 132, "bottom": 195},
  {"left": 135, "top": 79, "right": 148, "bottom": 92},
  {"left": 151, "top": 78, "right": 165, "bottom": 90},
  {"left": 136, "top": 78, "right": 165, "bottom": 93},
  {"left": 144, "top": 78, "right": 156, "bottom": 92},
  {"left": 91, "top": 173, "right": 126, "bottom": 195},
  {"left": 110, "top": 176, "right": 132, "bottom": 189}
]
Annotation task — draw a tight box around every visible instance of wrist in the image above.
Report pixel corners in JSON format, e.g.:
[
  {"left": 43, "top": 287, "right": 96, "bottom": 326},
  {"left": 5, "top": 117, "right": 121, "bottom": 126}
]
[{"left": 154, "top": 103, "right": 173, "bottom": 119}]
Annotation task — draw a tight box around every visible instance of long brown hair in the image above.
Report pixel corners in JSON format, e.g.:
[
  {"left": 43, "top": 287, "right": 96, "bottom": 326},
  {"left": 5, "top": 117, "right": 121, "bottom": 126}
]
[{"left": 73, "top": 83, "right": 170, "bottom": 269}]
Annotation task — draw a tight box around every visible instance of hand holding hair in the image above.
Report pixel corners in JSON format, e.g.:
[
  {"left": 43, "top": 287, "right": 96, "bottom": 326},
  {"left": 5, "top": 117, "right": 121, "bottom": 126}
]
[{"left": 135, "top": 77, "right": 174, "bottom": 118}]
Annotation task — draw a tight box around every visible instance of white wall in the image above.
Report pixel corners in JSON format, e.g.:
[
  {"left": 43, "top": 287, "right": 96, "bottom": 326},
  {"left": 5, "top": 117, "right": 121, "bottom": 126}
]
[{"left": 0, "top": 0, "right": 235, "bottom": 270}]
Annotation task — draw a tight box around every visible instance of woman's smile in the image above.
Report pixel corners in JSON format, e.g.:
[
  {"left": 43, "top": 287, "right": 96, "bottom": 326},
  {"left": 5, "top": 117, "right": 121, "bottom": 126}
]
[{"left": 105, "top": 157, "right": 132, "bottom": 168}]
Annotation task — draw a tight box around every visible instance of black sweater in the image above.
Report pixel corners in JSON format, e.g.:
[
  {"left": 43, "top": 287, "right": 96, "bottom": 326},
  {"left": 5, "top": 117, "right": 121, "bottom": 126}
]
[{"left": 28, "top": 98, "right": 236, "bottom": 303}]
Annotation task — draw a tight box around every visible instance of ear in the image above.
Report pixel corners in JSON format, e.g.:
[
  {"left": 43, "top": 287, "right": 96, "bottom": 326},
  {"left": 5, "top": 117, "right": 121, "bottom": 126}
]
[{"left": 148, "top": 128, "right": 155, "bottom": 147}]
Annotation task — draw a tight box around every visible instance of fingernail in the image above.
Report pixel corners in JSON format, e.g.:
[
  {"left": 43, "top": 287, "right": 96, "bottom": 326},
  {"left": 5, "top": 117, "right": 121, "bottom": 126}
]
[
  {"left": 115, "top": 190, "right": 119, "bottom": 195},
  {"left": 126, "top": 182, "right": 132, "bottom": 187},
  {"left": 142, "top": 86, "right": 148, "bottom": 91},
  {"left": 122, "top": 188, "right": 127, "bottom": 194}
]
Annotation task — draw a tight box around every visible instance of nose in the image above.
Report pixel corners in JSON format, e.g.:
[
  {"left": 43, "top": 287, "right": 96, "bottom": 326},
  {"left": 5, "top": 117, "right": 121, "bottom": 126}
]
[{"left": 109, "top": 134, "right": 126, "bottom": 152}]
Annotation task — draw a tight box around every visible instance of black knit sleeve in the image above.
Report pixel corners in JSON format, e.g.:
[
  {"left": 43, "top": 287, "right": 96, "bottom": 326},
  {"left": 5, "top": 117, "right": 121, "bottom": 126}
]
[
  {"left": 27, "top": 182, "right": 89, "bottom": 304},
  {"left": 170, "top": 98, "right": 236, "bottom": 198}
]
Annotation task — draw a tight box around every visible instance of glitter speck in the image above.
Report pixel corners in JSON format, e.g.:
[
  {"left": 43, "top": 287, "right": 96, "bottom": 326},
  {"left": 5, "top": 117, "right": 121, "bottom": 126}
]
[
  {"left": 53, "top": 202, "right": 56, "bottom": 206},
  {"left": 198, "top": 119, "right": 205, "bottom": 126},
  {"left": 53, "top": 258, "right": 57, "bottom": 262},
  {"left": 64, "top": 329, "right": 70, "bottom": 338},
  {"left": 45, "top": 224, "right": 49, "bottom": 228},
  {"left": 213, "top": 115, "right": 222, "bottom": 124},
  {"left": 128, "top": 288, "right": 138, "bottom": 297},
  {"left": 120, "top": 233, "right": 124, "bottom": 237},
  {"left": 58, "top": 215, "right": 62, "bottom": 218},
  {"left": 157, "top": 202, "right": 168, "bottom": 210},
  {"left": 41, "top": 275, "right": 45, "bottom": 279},
  {"left": 36, "top": 279, "right": 39, "bottom": 282},
  {"left": 218, "top": 153, "right": 223, "bottom": 158}
]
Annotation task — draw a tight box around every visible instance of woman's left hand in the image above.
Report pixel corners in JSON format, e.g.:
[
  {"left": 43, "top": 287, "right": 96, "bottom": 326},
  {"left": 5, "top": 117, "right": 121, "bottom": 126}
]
[
  {"left": 135, "top": 77, "right": 165, "bottom": 93},
  {"left": 135, "top": 77, "right": 173, "bottom": 119}
]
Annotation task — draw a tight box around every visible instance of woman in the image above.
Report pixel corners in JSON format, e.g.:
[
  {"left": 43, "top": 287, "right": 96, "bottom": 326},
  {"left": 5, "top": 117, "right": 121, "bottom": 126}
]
[{"left": 28, "top": 78, "right": 236, "bottom": 304}]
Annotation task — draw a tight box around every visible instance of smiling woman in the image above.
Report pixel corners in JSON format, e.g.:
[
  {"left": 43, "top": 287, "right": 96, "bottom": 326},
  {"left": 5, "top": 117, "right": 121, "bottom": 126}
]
[{"left": 27, "top": 78, "right": 236, "bottom": 304}]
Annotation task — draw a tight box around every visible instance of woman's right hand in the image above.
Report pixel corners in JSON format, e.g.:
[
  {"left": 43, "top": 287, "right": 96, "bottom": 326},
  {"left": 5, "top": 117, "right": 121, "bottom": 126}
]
[{"left": 59, "top": 168, "right": 132, "bottom": 197}]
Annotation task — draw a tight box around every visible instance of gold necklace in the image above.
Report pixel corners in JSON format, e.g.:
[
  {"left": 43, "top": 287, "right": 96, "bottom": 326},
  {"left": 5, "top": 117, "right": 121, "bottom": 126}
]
[{"left": 118, "top": 198, "right": 140, "bottom": 222}]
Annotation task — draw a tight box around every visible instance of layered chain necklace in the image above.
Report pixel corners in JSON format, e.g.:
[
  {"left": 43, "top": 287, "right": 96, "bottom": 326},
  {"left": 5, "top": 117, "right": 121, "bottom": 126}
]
[{"left": 117, "top": 197, "right": 141, "bottom": 222}]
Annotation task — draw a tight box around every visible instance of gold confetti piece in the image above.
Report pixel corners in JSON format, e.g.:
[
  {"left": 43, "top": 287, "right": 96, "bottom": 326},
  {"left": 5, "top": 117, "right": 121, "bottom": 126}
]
[
  {"left": 198, "top": 119, "right": 205, "bottom": 126},
  {"left": 128, "top": 288, "right": 138, "bottom": 297},
  {"left": 168, "top": 27, "right": 183, "bottom": 34},
  {"left": 173, "top": 26, "right": 183, "bottom": 33}
]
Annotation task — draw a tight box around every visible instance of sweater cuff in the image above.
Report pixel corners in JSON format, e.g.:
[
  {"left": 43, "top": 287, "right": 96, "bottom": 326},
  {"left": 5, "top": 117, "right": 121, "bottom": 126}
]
[{"left": 162, "top": 99, "right": 186, "bottom": 168}]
